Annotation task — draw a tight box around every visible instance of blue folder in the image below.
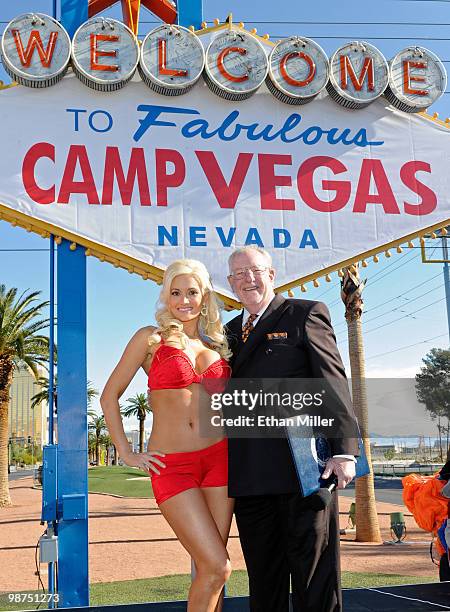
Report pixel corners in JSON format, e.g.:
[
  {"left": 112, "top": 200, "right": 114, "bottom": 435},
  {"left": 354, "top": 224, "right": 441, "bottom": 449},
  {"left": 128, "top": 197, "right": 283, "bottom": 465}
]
[{"left": 287, "top": 429, "right": 370, "bottom": 497}]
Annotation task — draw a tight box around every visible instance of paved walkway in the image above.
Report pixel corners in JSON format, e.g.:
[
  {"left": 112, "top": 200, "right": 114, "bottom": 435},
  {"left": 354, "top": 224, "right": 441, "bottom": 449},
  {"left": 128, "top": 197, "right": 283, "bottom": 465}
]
[{"left": 0, "top": 478, "right": 439, "bottom": 592}]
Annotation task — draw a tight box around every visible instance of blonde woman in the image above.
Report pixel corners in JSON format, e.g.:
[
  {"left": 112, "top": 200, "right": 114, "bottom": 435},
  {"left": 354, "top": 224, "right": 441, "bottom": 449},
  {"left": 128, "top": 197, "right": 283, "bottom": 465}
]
[{"left": 101, "top": 259, "right": 233, "bottom": 612}]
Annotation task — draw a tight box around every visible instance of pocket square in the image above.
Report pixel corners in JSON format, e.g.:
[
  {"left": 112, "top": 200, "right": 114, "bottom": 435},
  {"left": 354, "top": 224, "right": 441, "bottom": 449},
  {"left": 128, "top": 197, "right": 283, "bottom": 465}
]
[{"left": 266, "top": 332, "right": 288, "bottom": 340}]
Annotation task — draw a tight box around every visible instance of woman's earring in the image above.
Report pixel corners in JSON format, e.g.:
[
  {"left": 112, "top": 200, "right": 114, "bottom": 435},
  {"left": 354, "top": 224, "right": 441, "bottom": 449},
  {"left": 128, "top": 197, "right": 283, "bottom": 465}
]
[{"left": 201, "top": 304, "right": 208, "bottom": 317}]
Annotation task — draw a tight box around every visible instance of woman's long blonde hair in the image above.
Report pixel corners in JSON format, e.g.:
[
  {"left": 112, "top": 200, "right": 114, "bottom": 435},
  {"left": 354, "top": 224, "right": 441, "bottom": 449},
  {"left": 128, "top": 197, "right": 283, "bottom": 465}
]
[{"left": 149, "top": 259, "right": 231, "bottom": 359}]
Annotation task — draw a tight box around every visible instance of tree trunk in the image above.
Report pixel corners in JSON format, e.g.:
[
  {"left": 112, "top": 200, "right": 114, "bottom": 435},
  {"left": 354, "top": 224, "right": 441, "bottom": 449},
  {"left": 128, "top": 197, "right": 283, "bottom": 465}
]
[
  {"left": 0, "top": 358, "right": 14, "bottom": 507},
  {"left": 113, "top": 445, "right": 118, "bottom": 466},
  {"left": 438, "top": 416, "right": 443, "bottom": 462},
  {"left": 342, "top": 265, "right": 381, "bottom": 543},
  {"left": 95, "top": 441, "right": 100, "bottom": 466},
  {"left": 445, "top": 418, "right": 449, "bottom": 461},
  {"left": 347, "top": 317, "right": 382, "bottom": 543},
  {"left": 0, "top": 396, "right": 12, "bottom": 507},
  {"left": 139, "top": 417, "right": 145, "bottom": 454}
]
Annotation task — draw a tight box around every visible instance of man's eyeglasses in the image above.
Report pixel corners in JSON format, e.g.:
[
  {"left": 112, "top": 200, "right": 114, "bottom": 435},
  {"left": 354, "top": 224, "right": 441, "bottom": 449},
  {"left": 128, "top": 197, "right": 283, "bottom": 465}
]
[{"left": 228, "top": 266, "right": 269, "bottom": 280}]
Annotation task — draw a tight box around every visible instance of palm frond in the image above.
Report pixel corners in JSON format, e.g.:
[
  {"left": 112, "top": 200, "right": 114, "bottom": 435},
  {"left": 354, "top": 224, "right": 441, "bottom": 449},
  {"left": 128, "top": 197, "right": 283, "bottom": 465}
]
[
  {"left": 0, "top": 286, "right": 51, "bottom": 392},
  {"left": 122, "top": 392, "right": 151, "bottom": 419}
]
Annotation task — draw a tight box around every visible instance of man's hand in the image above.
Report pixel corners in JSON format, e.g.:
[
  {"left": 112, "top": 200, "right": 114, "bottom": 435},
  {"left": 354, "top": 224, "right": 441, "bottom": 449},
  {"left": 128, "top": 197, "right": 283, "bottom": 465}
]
[{"left": 322, "top": 457, "right": 356, "bottom": 489}]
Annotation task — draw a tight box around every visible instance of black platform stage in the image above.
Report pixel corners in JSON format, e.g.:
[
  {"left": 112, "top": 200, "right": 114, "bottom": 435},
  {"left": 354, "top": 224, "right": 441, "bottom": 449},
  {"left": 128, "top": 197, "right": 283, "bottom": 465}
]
[{"left": 35, "top": 581, "right": 450, "bottom": 611}]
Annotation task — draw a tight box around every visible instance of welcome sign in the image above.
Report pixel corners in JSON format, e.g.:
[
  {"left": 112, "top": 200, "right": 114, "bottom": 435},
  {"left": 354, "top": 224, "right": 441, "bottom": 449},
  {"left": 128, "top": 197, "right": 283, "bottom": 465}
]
[
  {"left": 0, "top": 17, "right": 449, "bottom": 305},
  {"left": 2, "top": 14, "right": 447, "bottom": 112}
]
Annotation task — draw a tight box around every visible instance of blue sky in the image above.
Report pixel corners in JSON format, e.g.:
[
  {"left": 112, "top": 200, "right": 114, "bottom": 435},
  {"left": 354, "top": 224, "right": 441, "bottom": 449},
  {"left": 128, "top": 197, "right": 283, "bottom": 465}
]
[{"left": 1, "top": 0, "right": 449, "bottom": 432}]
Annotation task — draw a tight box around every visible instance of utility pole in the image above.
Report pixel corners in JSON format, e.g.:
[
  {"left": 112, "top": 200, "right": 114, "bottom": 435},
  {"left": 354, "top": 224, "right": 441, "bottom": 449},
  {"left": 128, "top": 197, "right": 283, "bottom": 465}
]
[
  {"left": 442, "top": 235, "right": 450, "bottom": 343},
  {"left": 421, "top": 227, "right": 450, "bottom": 343}
]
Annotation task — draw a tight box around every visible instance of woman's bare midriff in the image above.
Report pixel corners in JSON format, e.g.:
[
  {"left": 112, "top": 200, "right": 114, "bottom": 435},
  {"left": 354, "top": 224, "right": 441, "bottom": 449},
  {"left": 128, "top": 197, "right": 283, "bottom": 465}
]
[{"left": 147, "top": 384, "right": 225, "bottom": 453}]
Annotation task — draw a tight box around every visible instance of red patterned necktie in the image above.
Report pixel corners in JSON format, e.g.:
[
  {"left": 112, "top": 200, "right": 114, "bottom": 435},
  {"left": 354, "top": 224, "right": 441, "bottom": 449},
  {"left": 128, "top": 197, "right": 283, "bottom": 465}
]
[{"left": 242, "top": 313, "right": 258, "bottom": 343}]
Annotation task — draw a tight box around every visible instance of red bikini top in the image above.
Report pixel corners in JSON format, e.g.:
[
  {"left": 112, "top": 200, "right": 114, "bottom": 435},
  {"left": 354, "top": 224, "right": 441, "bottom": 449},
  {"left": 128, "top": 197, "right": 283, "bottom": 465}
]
[{"left": 148, "top": 342, "right": 231, "bottom": 394}]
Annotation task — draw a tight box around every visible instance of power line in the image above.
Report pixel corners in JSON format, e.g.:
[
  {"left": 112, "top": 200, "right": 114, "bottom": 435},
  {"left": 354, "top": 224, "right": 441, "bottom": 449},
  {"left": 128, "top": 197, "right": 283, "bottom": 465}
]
[
  {"left": 271, "top": 34, "right": 450, "bottom": 40},
  {"left": 309, "top": 248, "right": 439, "bottom": 302},
  {"left": 364, "top": 295, "right": 446, "bottom": 334},
  {"left": 2, "top": 16, "right": 450, "bottom": 27},
  {"left": 394, "top": 0, "right": 450, "bottom": 3},
  {"left": 326, "top": 250, "right": 417, "bottom": 308},
  {"left": 364, "top": 272, "right": 442, "bottom": 314},
  {"left": 327, "top": 298, "right": 345, "bottom": 311},
  {"left": 340, "top": 281, "right": 443, "bottom": 329},
  {"left": 203, "top": 20, "right": 450, "bottom": 26},
  {"left": 3, "top": 19, "right": 450, "bottom": 30},
  {"left": 296, "top": 247, "right": 426, "bottom": 304},
  {"left": 1, "top": 16, "right": 450, "bottom": 25},
  {"left": 314, "top": 282, "right": 340, "bottom": 301},
  {"left": 363, "top": 248, "right": 416, "bottom": 279},
  {"left": 1, "top": 17, "right": 448, "bottom": 26},
  {"left": 365, "top": 333, "right": 448, "bottom": 361},
  {"left": 333, "top": 276, "right": 444, "bottom": 330},
  {"left": 426, "top": 244, "right": 440, "bottom": 261},
  {"left": 365, "top": 253, "right": 420, "bottom": 288}
]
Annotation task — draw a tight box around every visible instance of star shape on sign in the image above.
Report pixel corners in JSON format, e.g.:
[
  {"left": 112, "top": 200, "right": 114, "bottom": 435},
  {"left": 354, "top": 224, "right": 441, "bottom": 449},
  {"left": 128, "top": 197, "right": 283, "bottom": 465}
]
[{"left": 88, "top": 0, "right": 177, "bottom": 35}]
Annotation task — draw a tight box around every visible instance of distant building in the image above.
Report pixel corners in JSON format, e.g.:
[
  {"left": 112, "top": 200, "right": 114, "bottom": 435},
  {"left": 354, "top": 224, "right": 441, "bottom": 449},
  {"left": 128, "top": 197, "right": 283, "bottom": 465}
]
[
  {"left": 145, "top": 431, "right": 151, "bottom": 449},
  {"left": 8, "top": 367, "right": 47, "bottom": 447},
  {"left": 125, "top": 429, "right": 140, "bottom": 452},
  {"left": 402, "top": 446, "right": 421, "bottom": 456},
  {"left": 370, "top": 443, "right": 398, "bottom": 458}
]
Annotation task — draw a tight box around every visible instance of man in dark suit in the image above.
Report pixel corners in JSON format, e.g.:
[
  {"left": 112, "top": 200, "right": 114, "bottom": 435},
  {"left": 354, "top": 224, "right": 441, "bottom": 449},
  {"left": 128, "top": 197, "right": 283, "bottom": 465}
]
[{"left": 226, "top": 245, "right": 359, "bottom": 612}]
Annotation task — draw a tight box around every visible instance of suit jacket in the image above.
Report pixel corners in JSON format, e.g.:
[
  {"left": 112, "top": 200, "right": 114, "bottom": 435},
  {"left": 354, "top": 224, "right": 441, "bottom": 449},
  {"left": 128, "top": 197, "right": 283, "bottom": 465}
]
[{"left": 225, "top": 294, "right": 360, "bottom": 497}]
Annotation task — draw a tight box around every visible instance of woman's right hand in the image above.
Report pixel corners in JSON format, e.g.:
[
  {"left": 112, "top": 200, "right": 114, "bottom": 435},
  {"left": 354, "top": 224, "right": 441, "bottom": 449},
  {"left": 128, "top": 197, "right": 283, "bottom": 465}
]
[{"left": 122, "top": 450, "right": 166, "bottom": 475}]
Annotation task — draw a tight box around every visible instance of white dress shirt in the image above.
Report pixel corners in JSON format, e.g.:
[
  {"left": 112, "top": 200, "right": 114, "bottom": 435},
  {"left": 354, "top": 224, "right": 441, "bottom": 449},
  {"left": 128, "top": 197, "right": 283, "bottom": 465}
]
[{"left": 242, "top": 304, "right": 270, "bottom": 328}]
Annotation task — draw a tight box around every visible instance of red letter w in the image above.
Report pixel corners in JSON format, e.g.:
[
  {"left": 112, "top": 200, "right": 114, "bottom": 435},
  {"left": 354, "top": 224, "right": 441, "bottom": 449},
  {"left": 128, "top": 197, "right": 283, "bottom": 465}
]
[{"left": 11, "top": 29, "right": 58, "bottom": 68}]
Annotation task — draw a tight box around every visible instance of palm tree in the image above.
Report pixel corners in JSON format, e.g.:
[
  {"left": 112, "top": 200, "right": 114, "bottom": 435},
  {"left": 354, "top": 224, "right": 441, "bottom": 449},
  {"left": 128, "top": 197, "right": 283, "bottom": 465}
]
[
  {"left": 122, "top": 393, "right": 152, "bottom": 453},
  {"left": 88, "top": 413, "right": 107, "bottom": 465},
  {"left": 100, "top": 433, "right": 113, "bottom": 465},
  {"left": 341, "top": 265, "right": 382, "bottom": 543},
  {"left": 31, "top": 376, "right": 98, "bottom": 412},
  {"left": 88, "top": 432, "right": 97, "bottom": 464},
  {"left": 0, "top": 285, "right": 50, "bottom": 507}
]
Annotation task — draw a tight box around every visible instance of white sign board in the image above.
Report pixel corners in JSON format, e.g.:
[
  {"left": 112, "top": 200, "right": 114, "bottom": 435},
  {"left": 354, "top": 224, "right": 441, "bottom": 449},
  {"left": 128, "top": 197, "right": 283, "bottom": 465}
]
[{"left": 0, "top": 75, "right": 449, "bottom": 300}]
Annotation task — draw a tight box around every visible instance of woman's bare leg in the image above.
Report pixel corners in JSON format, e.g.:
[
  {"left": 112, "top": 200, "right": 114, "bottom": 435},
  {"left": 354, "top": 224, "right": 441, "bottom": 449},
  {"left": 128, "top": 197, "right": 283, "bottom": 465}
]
[
  {"left": 159, "top": 488, "right": 232, "bottom": 612},
  {"left": 201, "top": 486, "right": 235, "bottom": 612}
]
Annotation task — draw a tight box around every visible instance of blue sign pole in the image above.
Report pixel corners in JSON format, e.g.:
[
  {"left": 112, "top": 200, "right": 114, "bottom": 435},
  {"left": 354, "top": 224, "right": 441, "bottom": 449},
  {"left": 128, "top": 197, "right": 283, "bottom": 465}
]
[
  {"left": 56, "top": 240, "right": 89, "bottom": 607},
  {"left": 58, "top": 5, "right": 89, "bottom": 609},
  {"left": 47, "top": 234, "right": 56, "bottom": 605},
  {"left": 48, "top": 235, "right": 55, "bottom": 446},
  {"left": 177, "top": 0, "right": 203, "bottom": 30},
  {"left": 60, "top": 0, "right": 88, "bottom": 36}
]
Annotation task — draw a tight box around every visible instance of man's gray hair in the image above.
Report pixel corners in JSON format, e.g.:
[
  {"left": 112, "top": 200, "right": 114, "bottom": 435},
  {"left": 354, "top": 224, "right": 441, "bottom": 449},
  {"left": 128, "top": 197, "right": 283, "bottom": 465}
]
[{"left": 228, "top": 246, "right": 273, "bottom": 271}]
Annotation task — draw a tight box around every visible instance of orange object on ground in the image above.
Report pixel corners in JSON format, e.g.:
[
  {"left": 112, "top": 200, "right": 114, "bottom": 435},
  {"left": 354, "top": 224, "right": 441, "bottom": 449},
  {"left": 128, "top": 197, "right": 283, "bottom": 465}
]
[{"left": 402, "top": 473, "right": 448, "bottom": 555}]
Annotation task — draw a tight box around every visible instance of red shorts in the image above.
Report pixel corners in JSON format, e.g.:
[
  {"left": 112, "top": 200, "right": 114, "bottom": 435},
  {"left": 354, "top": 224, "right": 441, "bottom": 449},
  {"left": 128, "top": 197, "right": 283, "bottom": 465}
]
[{"left": 150, "top": 438, "right": 228, "bottom": 506}]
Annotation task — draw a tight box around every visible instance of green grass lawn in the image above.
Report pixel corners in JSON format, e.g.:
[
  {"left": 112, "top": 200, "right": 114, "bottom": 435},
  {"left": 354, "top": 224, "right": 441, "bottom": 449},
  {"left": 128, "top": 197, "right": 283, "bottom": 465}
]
[
  {"left": 88, "top": 465, "right": 154, "bottom": 498},
  {"left": 0, "top": 571, "right": 437, "bottom": 610},
  {"left": 90, "top": 571, "right": 437, "bottom": 605}
]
